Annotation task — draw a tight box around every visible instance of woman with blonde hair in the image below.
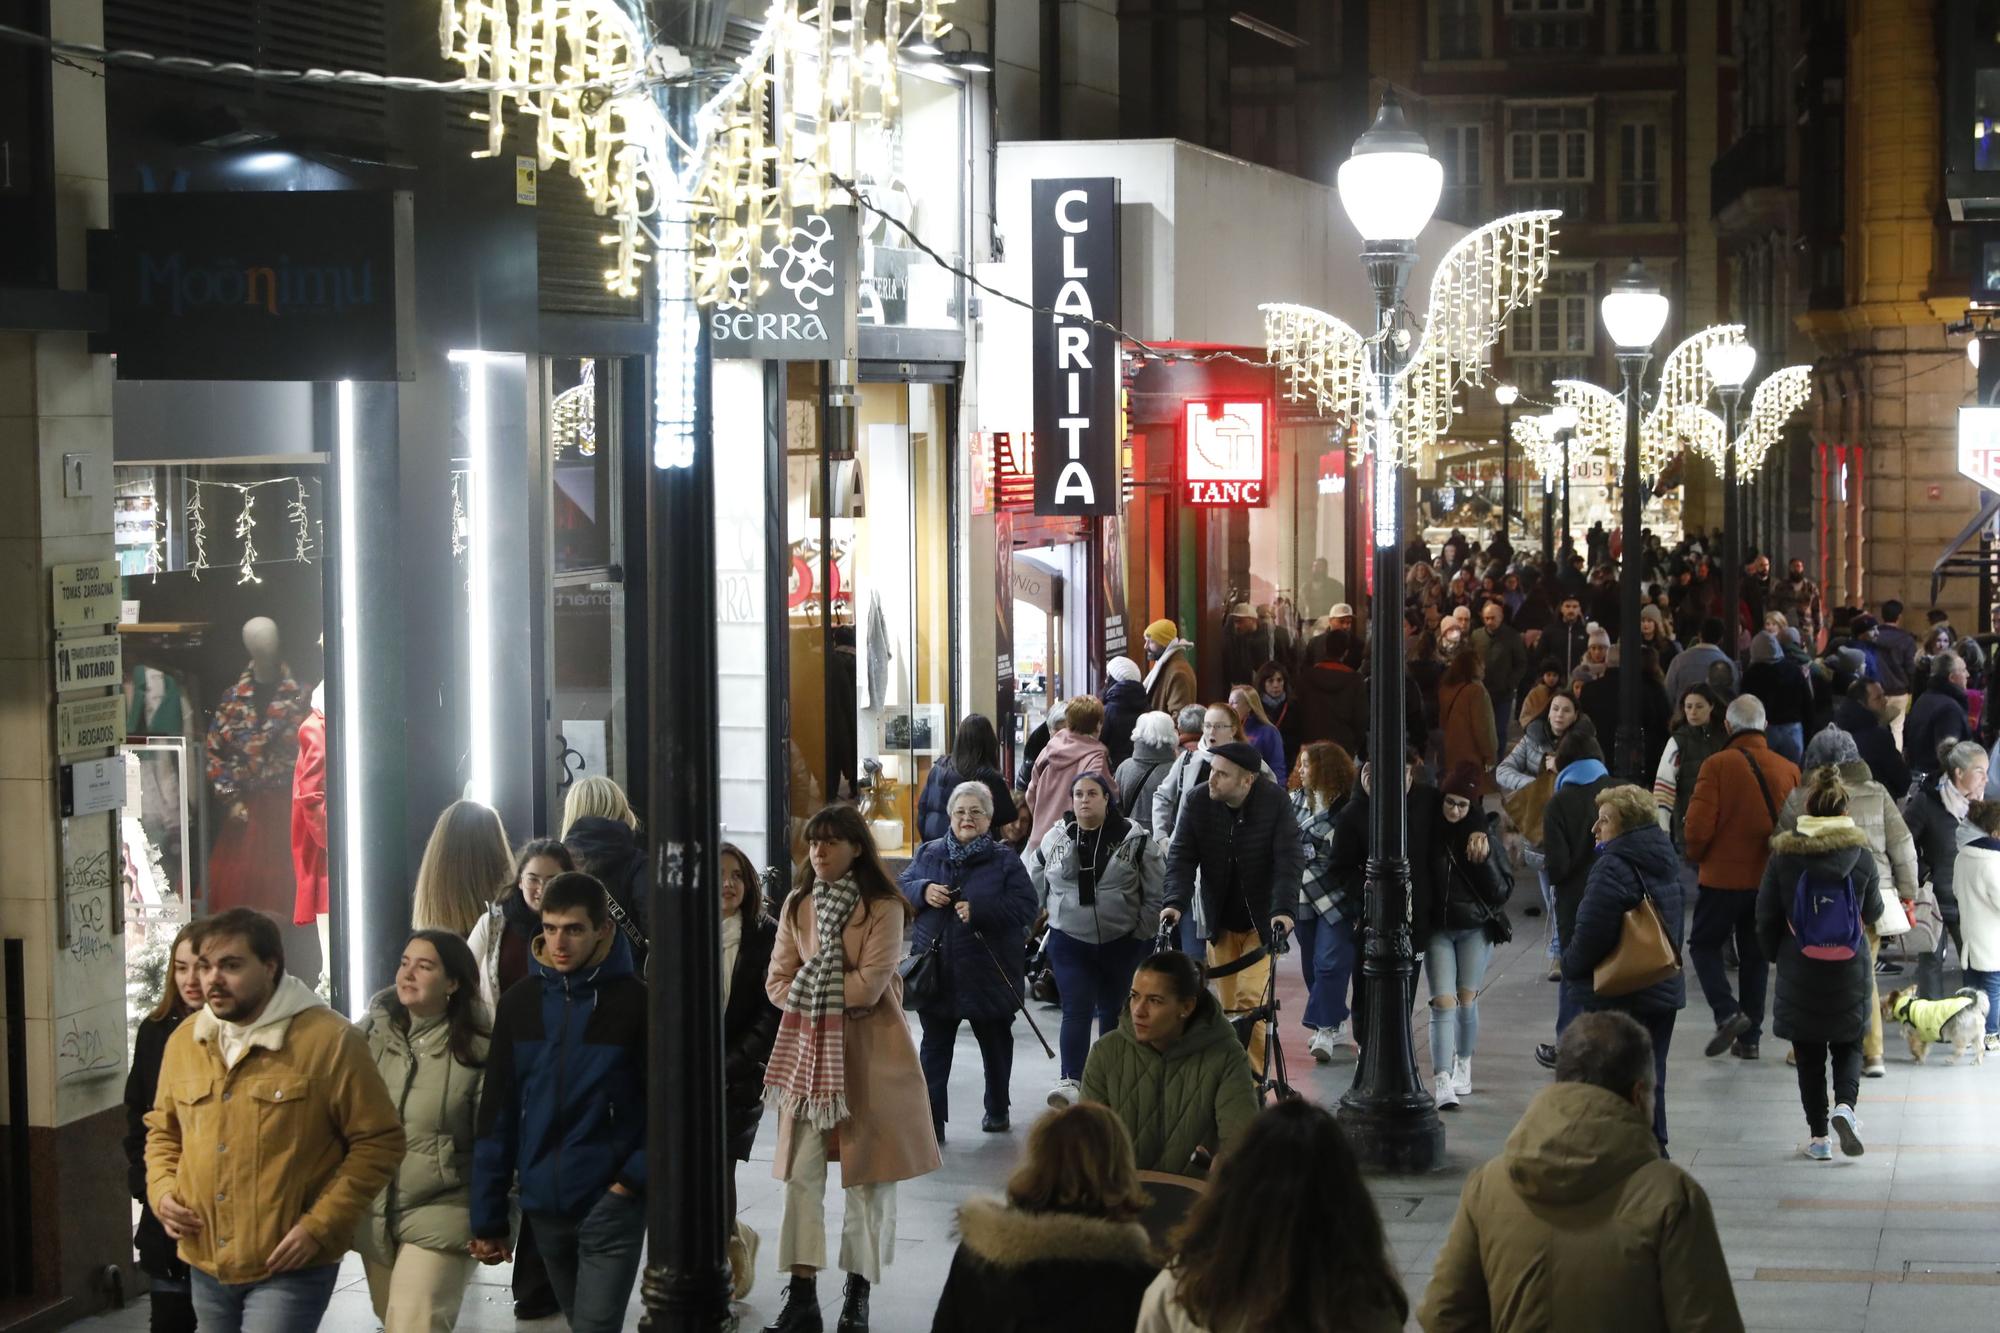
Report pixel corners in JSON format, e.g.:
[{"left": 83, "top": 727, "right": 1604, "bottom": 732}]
[
  {"left": 1227, "top": 684, "right": 1287, "bottom": 780},
  {"left": 412, "top": 800, "right": 515, "bottom": 937},
  {"left": 560, "top": 775, "right": 651, "bottom": 966},
  {"left": 929, "top": 1103, "right": 1159, "bottom": 1331}
]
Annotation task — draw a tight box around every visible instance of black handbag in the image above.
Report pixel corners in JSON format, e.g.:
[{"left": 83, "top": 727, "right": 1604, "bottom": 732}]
[{"left": 898, "top": 931, "right": 945, "bottom": 1012}]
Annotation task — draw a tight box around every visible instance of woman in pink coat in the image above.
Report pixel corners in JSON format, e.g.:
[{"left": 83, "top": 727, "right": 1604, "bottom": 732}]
[
  {"left": 1024, "top": 697, "right": 1113, "bottom": 847},
  {"left": 763, "top": 805, "right": 941, "bottom": 1333}
]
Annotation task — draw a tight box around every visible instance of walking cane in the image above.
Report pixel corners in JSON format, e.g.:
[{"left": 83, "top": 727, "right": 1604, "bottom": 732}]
[{"left": 969, "top": 927, "right": 1058, "bottom": 1059}]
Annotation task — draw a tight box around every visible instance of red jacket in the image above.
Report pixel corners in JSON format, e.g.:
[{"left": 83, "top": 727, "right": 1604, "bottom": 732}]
[{"left": 292, "top": 707, "right": 328, "bottom": 924}]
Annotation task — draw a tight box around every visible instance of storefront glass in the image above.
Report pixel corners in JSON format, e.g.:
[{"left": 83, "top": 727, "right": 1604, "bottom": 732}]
[{"left": 784, "top": 366, "right": 953, "bottom": 864}]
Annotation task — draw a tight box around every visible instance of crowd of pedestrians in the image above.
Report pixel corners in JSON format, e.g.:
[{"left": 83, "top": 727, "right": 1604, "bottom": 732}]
[{"left": 122, "top": 521, "right": 2000, "bottom": 1332}]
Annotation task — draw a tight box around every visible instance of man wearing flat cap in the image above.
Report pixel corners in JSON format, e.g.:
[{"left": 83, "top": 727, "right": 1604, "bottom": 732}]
[{"left": 1161, "top": 740, "right": 1304, "bottom": 1075}]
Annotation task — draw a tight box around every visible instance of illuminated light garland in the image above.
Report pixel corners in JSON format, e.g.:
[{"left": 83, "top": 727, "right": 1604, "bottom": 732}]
[
  {"left": 450, "top": 471, "right": 470, "bottom": 558},
  {"left": 441, "top": 0, "right": 956, "bottom": 307},
  {"left": 1551, "top": 379, "right": 1623, "bottom": 469},
  {"left": 1734, "top": 365, "right": 1814, "bottom": 478},
  {"left": 1261, "top": 210, "right": 1561, "bottom": 470},
  {"left": 186, "top": 487, "right": 209, "bottom": 582},
  {"left": 290, "top": 480, "right": 314, "bottom": 564},
  {"left": 234, "top": 489, "right": 262, "bottom": 585},
  {"left": 1637, "top": 324, "right": 1746, "bottom": 476},
  {"left": 1664, "top": 402, "right": 1729, "bottom": 469},
  {"left": 1512, "top": 412, "right": 1569, "bottom": 483},
  {"left": 551, "top": 358, "right": 598, "bottom": 457}
]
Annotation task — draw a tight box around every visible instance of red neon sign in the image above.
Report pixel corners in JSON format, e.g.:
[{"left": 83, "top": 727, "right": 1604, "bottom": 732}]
[{"left": 1181, "top": 400, "right": 1270, "bottom": 507}]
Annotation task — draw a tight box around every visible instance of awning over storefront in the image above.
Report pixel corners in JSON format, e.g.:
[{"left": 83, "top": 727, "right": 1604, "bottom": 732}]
[{"left": 1930, "top": 490, "right": 2000, "bottom": 604}]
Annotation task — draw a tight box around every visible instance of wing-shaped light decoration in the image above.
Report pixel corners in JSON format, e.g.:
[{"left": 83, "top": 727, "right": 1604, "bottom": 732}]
[
  {"left": 1734, "top": 365, "right": 1814, "bottom": 478},
  {"left": 1262, "top": 304, "right": 1368, "bottom": 425},
  {"left": 1552, "top": 380, "right": 1623, "bottom": 469},
  {"left": 1664, "top": 403, "right": 1729, "bottom": 468},
  {"left": 1636, "top": 324, "right": 1747, "bottom": 475},
  {"left": 1512, "top": 413, "right": 1564, "bottom": 484},
  {"left": 1262, "top": 210, "right": 1561, "bottom": 468}
]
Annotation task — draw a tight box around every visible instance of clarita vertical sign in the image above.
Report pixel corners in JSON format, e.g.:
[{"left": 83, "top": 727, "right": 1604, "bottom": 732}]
[{"left": 1031, "top": 178, "right": 1120, "bottom": 516}]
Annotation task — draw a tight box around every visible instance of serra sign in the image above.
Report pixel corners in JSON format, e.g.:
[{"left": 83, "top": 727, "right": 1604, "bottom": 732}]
[{"left": 1030, "top": 178, "right": 1120, "bottom": 516}]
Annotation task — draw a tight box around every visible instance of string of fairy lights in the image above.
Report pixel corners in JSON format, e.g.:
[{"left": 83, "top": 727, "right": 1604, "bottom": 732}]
[{"left": 162, "top": 477, "right": 314, "bottom": 585}]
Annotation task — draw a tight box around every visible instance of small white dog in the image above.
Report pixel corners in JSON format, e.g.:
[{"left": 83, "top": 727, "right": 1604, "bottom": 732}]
[{"left": 1883, "top": 986, "right": 1991, "bottom": 1065}]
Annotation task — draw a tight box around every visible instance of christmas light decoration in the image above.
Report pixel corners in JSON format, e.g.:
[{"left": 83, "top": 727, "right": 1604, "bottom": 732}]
[
  {"left": 440, "top": 0, "right": 956, "bottom": 306},
  {"left": 186, "top": 487, "right": 209, "bottom": 582},
  {"left": 1511, "top": 412, "right": 1568, "bottom": 483},
  {"left": 1261, "top": 210, "right": 1560, "bottom": 469},
  {"left": 551, "top": 358, "right": 598, "bottom": 457},
  {"left": 1638, "top": 324, "right": 1746, "bottom": 474},
  {"left": 290, "top": 480, "right": 314, "bottom": 564},
  {"left": 234, "top": 489, "right": 262, "bottom": 585},
  {"left": 1551, "top": 379, "right": 1623, "bottom": 468},
  {"left": 181, "top": 477, "right": 316, "bottom": 581},
  {"left": 1734, "top": 365, "right": 1814, "bottom": 478}
]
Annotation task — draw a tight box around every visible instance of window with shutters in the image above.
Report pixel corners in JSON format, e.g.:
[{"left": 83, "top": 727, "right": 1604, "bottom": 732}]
[
  {"left": 1437, "top": 124, "right": 1484, "bottom": 223},
  {"left": 1618, "top": 122, "right": 1661, "bottom": 221},
  {"left": 1615, "top": 0, "right": 1662, "bottom": 54},
  {"left": 1505, "top": 0, "right": 1591, "bottom": 52},
  {"left": 1435, "top": 0, "right": 1486, "bottom": 60},
  {"left": 1506, "top": 265, "right": 1594, "bottom": 366}
]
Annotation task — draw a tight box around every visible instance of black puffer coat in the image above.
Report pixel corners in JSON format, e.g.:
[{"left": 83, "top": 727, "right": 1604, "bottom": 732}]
[
  {"left": 1100, "top": 679, "right": 1148, "bottom": 771},
  {"left": 1563, "top": 823, "right": 1687, "bottom": 1016},
  {"left": 1906, "top": 781, "right": 1971, "bottom": 930},
  {"left": 1755, "top": 822, "right": 1885, "bottom": 1044},
  {"left": 723, "top": 912, "right": 780, "bottom": 1160},
  {"left": 1414, "top": 804, "right": 1512, "bottom": 942},
  {"left": 123, "top": 1010, "right": 191, "bottom": 1281},
  {"left": 898, "top": 836, "right": 1039, "bottom": 1021},
  {"left": 1162, "top": 776, "right": 1305, "bottom": 931}
]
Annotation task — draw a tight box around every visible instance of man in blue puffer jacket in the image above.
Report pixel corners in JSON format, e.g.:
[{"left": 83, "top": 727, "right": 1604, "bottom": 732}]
[{"left": 470, "top": 872, "right": 648, "bottom": 1333}]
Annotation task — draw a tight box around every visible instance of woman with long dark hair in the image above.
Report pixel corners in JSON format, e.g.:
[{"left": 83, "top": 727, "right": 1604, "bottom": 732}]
[
  {"left": 916, "top": 715, "right": 1019, "bottom": 844},
  {"left": 1290, "top": 740, "right": 1359, "bottom": 1063},
  {"left": 124, "top": 922, "right": 206, "bottom": 1333},
  {"left": 721, "top": 843, "right": 781, "bottom": 1299},
  {"left": 468, "top": 838, "right": 575, "bottom": 1014},
  {"left": 763, "top": 805, "right": 941, "bottom": 1333},
  {"left": 1136, "top": 1100, "right": 1408, "bottom": 1332},
  {"left": 356, "top": 929, "right": 490, "bottom": 1332}
]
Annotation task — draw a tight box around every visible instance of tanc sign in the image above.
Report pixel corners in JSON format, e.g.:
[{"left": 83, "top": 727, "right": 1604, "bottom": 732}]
[{"left": 1182, "top": 401, "right": 1271, "bottom": 506}]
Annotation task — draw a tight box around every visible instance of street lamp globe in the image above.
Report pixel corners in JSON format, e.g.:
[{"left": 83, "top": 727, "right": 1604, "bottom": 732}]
[
  {"left": 1550, "top": 404, "right": 1581, "bottom": 431},
  {"left": 1494, "top": 383, "right": 1520, "bottom": 406},
  {"left": 1600, "top": 258, "right": 1670, "bottom": 351},
  {"left": 1336, "top": 89, "right": 1443, "bottom": 243},
  {"left": 1703, "top": 340, "right": 1758, "bottom": 390}
]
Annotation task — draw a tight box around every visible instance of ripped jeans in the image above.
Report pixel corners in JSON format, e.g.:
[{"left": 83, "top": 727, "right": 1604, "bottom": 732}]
[{"left": 1424, "top": 927, "right": 1494, "bottom": 1075}]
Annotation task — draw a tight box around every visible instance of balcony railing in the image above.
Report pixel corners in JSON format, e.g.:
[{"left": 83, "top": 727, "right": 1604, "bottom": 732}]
[{"left": 1711, "top": 127, "right": 1787, "bottom": 218}]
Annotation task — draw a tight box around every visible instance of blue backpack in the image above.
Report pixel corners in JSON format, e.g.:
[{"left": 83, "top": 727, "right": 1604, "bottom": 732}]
[{"left": 1789, "top": 869, "right": 1863, "bottom": 961}]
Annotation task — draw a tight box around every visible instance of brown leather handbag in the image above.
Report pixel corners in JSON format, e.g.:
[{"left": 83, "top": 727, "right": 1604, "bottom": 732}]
[
  {"left": 1503, "top": 772, "right": 1557, "bottom": 845},
  {"left": 1592, "top": 889, "right": 1682, "bottom": 998}
]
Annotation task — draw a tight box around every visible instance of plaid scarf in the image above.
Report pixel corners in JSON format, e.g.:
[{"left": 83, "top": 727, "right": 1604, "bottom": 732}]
[{"left": 763, "top": 875, "right": 864, "bottom": 1130}]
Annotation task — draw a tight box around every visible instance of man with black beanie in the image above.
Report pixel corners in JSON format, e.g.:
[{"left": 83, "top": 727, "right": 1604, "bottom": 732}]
[{"left": 1160, "top": 740, "right": 1304, "bottom": 1076}]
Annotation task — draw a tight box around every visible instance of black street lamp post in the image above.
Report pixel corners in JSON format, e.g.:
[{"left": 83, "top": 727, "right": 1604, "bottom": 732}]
[
  {"left": 1496, "top": 383, "right": 1518, "bottom": 539},
  {"left": 1600, "top": 259, "right": 1670, "bottom": 782},
  {"left": 1331, "top": 90, "right": 1446, "bottom": 1173},
  {"left": 1705, "top": 341, "right": 1757, "bottom": 664}
]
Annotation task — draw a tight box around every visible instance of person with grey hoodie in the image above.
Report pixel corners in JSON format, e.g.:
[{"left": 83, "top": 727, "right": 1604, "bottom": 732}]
[
  {"left": 1029, "top": 771, "right": 1164, "bottom": 1109},
  {"left": 1116, "top": 712, "right": 1181, "bottom": 825}
]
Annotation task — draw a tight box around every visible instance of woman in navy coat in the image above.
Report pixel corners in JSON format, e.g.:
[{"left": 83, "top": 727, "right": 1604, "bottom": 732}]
[{"left": 900, "top": 780, "right": 1039, "bottom": 1139}]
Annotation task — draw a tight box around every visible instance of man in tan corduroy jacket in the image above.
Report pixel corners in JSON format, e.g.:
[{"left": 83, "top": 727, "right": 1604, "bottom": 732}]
[{"left": 146, "top": 908, "right": 403, "bottom": 1324}]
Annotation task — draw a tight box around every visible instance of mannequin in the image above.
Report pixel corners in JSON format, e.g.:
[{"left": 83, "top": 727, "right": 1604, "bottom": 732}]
[
  {"left": 205, "top": 617, "right": 309, "bottom": 915},
  {"left": 293, "top": 678, "right": 330, "bottom": 976}
]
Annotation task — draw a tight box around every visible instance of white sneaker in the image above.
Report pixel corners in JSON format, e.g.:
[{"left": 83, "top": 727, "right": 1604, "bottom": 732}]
[
  {"left": 1434, "top": 1079, "right": 1460, "bottom": 1111},
  {"left": 1863, "top": 1058, "right": 1887, "bottom": 1078},
  {"left": 1451, "top": 1055, "right": 1473, "bottom": 1096},
  {"left": 1309, "top": 1028, "right": 1339, "bottom": 1064},
  {"left": 1046, "top": 1078, "right": 1080, "bottom": 1108}
]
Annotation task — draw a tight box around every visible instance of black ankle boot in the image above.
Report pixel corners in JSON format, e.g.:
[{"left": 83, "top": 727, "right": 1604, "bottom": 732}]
[
  {"left": 763, "top": 1277, "right": 822, "bottom": 1333},
  {"left": 835, "top": 1274, "right": 870, "bottom": 1333}
]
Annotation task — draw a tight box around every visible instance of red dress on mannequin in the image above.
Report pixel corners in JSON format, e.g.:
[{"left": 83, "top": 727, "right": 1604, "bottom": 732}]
[
  {"left": 292, "top": 701, "right": 328, "bottom": 925},
  {"left": 204, "top": 665, "right": 309, "bottom": 916}
]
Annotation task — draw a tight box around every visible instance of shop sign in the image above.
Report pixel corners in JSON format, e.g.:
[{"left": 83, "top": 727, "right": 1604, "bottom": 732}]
[
  {"left": 994, "top": 510, "right": 1016, "bottom": 775},
  {"left": 1031, "top": 178, "right": 1120, "bottom": 517},
  {"left": 1959, "top": 407, "right": 2000, "bottom": 495},
  {"left": 52, "top": 560, "right": 122, "bottom": 630},
  {"left": 712, "top": 208, "right": 859, "bottom": 361},
  {"left": 98, "top": 191, "right": 411, "bottom": 381},
  {"left": 1181, "top": 401, "right": 1271, "bottom": 507},
  {"left": 54, "top": 634, "right": 122, "bottom": 695},
  {"left": 60, "top": 756, "right": 127, "bottom": 818},
  {"left": 56, "top": 695, "right": 125, "bottom": 757}
]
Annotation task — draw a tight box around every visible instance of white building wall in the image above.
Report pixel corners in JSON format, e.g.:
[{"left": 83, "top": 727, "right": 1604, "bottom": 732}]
[{"left": 713, "top": 357, "right": 768, "bottom": 872}]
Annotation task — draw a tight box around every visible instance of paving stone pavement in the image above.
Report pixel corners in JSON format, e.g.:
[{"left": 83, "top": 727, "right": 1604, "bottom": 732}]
[{"left": 69, "top": 915, "right": 2000, "bottom": 1331}]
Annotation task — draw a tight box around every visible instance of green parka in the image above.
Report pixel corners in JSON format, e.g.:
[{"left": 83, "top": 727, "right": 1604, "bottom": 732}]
[
  {"left": 355, "top": 999, "right": 487, "bottom": 1256},
  {"left": 1418, "top": 1082, "right": 1743, "bottom": 1333},
  {"left": 1078, "top": 1003, "right": 1256, "bottom": 1177}
]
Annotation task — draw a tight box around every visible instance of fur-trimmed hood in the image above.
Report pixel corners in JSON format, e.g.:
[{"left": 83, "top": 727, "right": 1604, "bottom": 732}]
[
  {"left": 953, "top": 1195, "right": 1154, "bottom": 1270},
  {"left": 1769, "top": 820, "right": 1869, "bottom": 856}
]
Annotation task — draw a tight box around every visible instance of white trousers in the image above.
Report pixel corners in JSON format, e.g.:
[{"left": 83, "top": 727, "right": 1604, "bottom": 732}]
[
  {"left": 358, "top": 1239, "right": 479, "bottom": 1333},
  {"left": 775, "top": 1114, "right": 897, "bottom": 1284}
]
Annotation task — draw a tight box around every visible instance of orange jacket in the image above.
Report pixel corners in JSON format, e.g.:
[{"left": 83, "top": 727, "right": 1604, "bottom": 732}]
[{"left": 1682, "top": 732, "right": 1800, "bottom": 890}]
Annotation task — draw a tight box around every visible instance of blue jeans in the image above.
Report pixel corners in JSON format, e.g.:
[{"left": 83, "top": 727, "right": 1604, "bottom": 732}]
[
  {"left": 530, "top": 1190, "right": 647, "bottom": 1333},
  {"left": 1294, "top": 913, "right": 1357, "bottom": 1030},
  {"left": 1767, "top": 722, "right": 1804, "bottom": 765},
  {"left": 1966, "top": 968, "right": 2000, "bottom": 1035},
  {"left": 1424, "top": 928, "right": 1493, "bottom": 1073},
  {"left": 1043, "top": 930, "right": 1149, "bottom": 1079},
  {"left": 1521, "top": 849, "right": 1559, "bottom": 958},
  {"left": 190, "top": 1264, "right": 340, "bottom": 1333}
]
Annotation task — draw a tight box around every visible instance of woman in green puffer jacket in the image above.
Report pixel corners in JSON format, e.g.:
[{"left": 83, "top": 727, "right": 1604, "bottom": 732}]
[
  {"left": 1079, "top": 950, "right": 1257, "bottom": 1178},
  {"left": 356, "top": 930, "right": 490, "bottom": 1333}
]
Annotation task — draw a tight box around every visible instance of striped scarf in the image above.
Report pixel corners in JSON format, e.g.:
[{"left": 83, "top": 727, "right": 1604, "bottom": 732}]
[{"left": 763, "top": 875, "right": 863, "bottom": 1130}]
